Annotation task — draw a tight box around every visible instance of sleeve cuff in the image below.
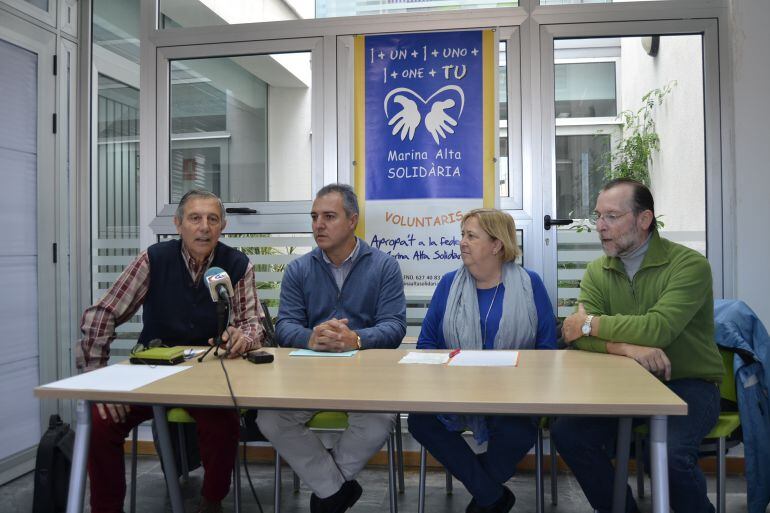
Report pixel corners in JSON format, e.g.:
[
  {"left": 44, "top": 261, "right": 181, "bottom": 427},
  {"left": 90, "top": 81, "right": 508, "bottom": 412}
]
[{"left": 574, "top": 337, "right": 608, "bottom": 353}]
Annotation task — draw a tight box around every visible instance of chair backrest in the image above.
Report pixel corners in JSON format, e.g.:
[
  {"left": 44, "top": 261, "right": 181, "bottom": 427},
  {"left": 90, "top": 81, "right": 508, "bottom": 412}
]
[
  {"left": 260, "top": 300, "right": 277, "bottom": 347},
  {"left": 718, "top": 347, "right": 738, "bottom": 405}
]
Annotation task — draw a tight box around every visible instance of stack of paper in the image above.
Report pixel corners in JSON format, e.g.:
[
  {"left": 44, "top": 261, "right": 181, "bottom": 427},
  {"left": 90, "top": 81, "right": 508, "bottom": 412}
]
[
  {"left": 448, "top": 350, "right": 519, "bottom": 367},
  {"left": 399, "top": 352, "right": 450, "bottom": 365}
]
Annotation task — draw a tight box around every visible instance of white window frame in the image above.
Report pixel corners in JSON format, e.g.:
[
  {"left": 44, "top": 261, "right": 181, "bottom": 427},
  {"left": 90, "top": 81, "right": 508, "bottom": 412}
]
[
  {"left": 150, "top": 37, "right": 325, "bottom": 237},
  {"left": 499, "top": 26, "right": 525, "bottom": 211},
  {"left": 0, "top": 0, "right": 56, "bottom": 29}
]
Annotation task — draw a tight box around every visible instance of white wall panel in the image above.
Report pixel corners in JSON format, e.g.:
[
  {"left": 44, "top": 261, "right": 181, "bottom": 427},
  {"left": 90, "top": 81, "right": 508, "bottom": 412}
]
[
  {"left": 0, "top": 357, "right": 41, "bottom": 461},
  {"left": 0, "top": 148, "right": 37, "bottom": 255},
  {"left": 0, "top": 38, "right": 37, "bottom": 155},
  {"left": 0, "top": 255, "right": 38, "bottom": 365}
]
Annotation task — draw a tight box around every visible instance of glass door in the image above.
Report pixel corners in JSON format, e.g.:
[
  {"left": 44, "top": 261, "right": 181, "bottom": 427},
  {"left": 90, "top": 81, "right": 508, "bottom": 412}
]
[{"left": 539, "top": 19, "right": 724, "bottom": 318}]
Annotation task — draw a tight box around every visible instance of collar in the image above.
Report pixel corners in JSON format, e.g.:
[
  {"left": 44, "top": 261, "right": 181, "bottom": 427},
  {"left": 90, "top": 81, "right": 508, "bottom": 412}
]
[
  {"left": 180, "top": 242, "right": 216, "bottom": 280},
  {"left": 603, "top": 230, "right": 668, "bottom": 275},
  {"left": 313, "top": 237, "right": 371, "bottom": 263},
  {"left": 322, "top": 237, "right": 361, "bottom": 266}
]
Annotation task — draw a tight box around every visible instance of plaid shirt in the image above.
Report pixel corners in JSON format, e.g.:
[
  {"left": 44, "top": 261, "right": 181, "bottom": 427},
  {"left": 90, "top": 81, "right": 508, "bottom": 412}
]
[{"left": 76, "top": 244, "right": 264, "bottom": 372}]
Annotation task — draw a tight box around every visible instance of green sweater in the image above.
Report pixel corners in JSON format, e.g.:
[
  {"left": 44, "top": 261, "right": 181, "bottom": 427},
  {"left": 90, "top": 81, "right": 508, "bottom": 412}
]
[{"left": 575, "top": 231, "right": 723, "bottom": 383}]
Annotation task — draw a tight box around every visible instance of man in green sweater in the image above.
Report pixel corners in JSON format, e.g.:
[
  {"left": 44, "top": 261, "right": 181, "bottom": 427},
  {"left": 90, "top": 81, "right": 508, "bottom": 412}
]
[{"left": 551, "top": 178, "right": 723, "bottom": 513}]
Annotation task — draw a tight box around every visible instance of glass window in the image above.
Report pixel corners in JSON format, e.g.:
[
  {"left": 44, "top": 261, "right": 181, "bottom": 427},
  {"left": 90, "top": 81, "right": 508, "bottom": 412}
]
[
  {"left": 499, "top": 32, "right": 522, "bottom": 208},
  {"left": 555, "top": 134, "right": 610, "bottom": 219},
  {"left": 499, "top": 41, "right": 510, "bottom": 198},
  {"left": 23, "top": 0, "right": 49, "bottom": 9},
  {"left": 169, "top": 52, "right": 313, "bottom": 203},
  {"left": 159, "top": 0, "right": 518, "bottom": 28},
  {"left": 93, "top": 0, "right": 140, "bottom": 65},
  {"left": 91, "top": 0, "right": 143, "bottom": 360},
  {"left": 555, "top": 62, "right": 617, "bottom": 118}
]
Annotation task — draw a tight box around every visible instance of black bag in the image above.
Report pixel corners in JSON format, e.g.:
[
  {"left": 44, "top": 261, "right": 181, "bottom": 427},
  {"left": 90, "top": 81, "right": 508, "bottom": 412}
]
[{"left": 32, "top": 414, "right": 75, "bottom": 513}]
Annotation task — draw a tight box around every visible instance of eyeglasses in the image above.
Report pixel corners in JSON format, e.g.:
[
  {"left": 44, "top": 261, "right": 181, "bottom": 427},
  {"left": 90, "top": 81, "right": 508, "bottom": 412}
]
[{"left": 590, "top": 211, "right": 633, "bottom": 225}]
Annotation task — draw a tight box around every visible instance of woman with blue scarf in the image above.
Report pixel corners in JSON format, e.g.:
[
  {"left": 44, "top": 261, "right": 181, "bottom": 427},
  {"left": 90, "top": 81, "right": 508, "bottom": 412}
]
[{"left": 408, "top": 208, "right": 557, "bottom": 513}]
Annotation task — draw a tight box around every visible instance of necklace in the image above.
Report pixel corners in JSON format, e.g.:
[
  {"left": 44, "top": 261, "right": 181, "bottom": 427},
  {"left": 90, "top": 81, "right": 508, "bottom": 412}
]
[{"left": 481, "top": 282, "right": 501, "bottom": 348}]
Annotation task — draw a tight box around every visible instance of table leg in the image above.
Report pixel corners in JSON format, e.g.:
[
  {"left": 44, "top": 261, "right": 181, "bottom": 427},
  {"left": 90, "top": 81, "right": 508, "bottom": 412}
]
[
  {"left": 535, "top": 427, "right": 544, "bottom": 513},
  {"left": 152, "top": 406, "right": 184, "bottom": 513},
  {"left": 649, "top": 416, "right": 669, "bottom": 513},
  {"left": 66, "top": 400, "right": 92, "bottom": 513},
  {"left": 612, "top": 417, "right": 632, "bottom": 513}
]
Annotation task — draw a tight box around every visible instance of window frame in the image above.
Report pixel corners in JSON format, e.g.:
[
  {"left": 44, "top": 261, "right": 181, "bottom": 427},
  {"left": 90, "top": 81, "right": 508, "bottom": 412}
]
[
  {"left": 498, "top": 26, "right": 525, "bottom": 211},
  {"left": 0, "top": 0, "right": 56, "bottom": 28},
  {"left": 152, "top": 37, "right": 325, "bottom": 236}
]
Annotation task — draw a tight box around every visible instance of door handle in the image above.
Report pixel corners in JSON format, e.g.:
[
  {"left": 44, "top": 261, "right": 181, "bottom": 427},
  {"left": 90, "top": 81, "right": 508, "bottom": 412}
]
[{"left": 544, "top": 215, "right": 573, "bottom": 230}]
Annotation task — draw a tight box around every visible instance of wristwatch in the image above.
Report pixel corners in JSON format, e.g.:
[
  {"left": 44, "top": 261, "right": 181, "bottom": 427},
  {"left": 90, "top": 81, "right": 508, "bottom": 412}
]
[
  {"left": 355, "top": 334, "right": 362, "bottom": 350},
  {"left": 581, "top": 315, "right": 594, "bottom": 337}
]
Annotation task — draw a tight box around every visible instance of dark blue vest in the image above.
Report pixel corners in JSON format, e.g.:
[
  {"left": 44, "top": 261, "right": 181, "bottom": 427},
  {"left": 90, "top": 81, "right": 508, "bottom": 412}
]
[{"left": 138, "top": 239, "right": 249, "bottom": 347}]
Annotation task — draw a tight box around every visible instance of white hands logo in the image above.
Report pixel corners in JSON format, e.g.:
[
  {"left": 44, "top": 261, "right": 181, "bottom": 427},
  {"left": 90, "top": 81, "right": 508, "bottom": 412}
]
[
  {"left": 388, "top": 95, "right": 421, "bottom": 141},
  {"left": 425, "top": 99, "right": 457, "bottom": 144},
  {"left": 383, "top": 86, "right": 464, "bottom": 144}
]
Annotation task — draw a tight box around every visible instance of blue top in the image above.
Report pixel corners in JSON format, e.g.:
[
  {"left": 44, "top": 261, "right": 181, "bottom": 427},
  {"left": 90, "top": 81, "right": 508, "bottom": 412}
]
[
  {"left": 417, "top": 268, "right": 557, "bottom": 350},
  {"left": 275, "top": 238, "right": 407, "bottom": 349},
  {"left": 714, "top": 299, "right": 770, "bottom": 513}
]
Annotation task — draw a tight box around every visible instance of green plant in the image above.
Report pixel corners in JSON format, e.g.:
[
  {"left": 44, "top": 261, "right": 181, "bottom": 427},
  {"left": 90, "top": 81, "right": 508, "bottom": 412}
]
[
  {"left": 228, "top": 233, "right": 298, "bottom": 309},
  {"left": 600, "top": 81, "right": 676, "bottom": 186}
]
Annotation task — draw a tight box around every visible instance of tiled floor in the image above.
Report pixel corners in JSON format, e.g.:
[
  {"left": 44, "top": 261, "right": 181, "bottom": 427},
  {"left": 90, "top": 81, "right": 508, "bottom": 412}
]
[{"left": 0, "top": 455, "right": 749, "bottom": 513}]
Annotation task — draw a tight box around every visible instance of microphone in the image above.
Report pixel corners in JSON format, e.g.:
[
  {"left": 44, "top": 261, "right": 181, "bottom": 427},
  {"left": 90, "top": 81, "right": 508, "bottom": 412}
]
[
  {"left": 204, "top": 267, "right": 234, "bottom": 302},
  {"left": 199, "top": 267, "right": 233, "bottom": 363}
]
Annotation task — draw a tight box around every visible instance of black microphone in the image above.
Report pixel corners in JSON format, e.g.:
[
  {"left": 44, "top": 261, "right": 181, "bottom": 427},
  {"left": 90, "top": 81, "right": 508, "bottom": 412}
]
[{"left": 204, "top": 267, "right": 234, "bottom": 302}]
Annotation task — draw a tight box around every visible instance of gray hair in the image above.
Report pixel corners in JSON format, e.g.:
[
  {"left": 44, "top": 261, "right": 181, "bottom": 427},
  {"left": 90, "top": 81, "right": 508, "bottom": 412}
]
[
  {"left": 175, "top": 189, "right": 226, "bottom": 223},
  {"left": 316, "top": 183, "right": 359, "bottom": 218}
]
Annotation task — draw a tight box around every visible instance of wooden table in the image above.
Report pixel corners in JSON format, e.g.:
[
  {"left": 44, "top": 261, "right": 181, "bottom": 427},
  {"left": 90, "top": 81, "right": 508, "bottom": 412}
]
[{"left": 36, "top": 348, "right": 686, "bottom": 513}]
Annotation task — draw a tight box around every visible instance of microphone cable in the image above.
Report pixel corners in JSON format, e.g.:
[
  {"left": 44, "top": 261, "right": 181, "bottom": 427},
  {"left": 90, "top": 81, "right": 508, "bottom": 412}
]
[{"left": 218, "top": 353, "right": 265, "bottom": 513}]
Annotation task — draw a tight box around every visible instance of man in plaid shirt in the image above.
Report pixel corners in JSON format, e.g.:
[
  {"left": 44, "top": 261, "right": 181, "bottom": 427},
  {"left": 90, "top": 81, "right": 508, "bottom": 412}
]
[{"left": 76, "top": 189, "right": 264, "bottom": 513}]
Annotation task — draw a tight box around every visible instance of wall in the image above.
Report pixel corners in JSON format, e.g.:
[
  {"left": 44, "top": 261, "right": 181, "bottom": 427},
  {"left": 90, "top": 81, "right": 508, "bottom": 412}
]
[
  {"left": 730, "top": 0, "right": 770, "bottom": 324},
  {"left": 268, "top": 85, "right": 312, "bottom": 201},
  {"left": 620, "top": 35, "right": 705, "bottom": 234}
]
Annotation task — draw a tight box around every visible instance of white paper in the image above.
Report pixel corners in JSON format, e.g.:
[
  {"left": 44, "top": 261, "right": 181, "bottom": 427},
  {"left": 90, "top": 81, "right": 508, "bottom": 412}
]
[
  {"left": 448, "top": 350, "right": 519, "bottom": 367},
  {"left": 40, "top": 365, "right": 192, "bottom": 391},
  {"left": 289, "top": 349, "right": 358, "bottom": 357},
  {"left": 399, "top": 352, "right": 450, "bottom": 365}
]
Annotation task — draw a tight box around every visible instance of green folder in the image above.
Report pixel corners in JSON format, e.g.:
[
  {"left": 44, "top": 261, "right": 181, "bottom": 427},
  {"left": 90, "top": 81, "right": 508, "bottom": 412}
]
[{"left": 129, "top": 346, "right": 184, "bottom": 365}]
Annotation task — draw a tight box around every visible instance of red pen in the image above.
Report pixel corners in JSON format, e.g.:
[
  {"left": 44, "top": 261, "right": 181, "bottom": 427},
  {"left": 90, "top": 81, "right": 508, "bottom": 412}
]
[{"left": 448, "top": 349, "right": 461, "bottom": 359}]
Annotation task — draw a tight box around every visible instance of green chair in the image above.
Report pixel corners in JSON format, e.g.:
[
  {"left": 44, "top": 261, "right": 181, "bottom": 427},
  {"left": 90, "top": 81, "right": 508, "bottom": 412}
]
[
  {"left": 633, "top": 348, "right": 741, "bottom": 513},
  {"left": 128, "top": 408, "right": 200, "bottom": 513},
  {"left": 128, "top": 407, "right": 280, "bottom": 513},
  {"left": 129, "top": 301, "right": 283, "bottom": 512},
  {"left": 288, "top": 411, "right": 400, "bottom": 513}
]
